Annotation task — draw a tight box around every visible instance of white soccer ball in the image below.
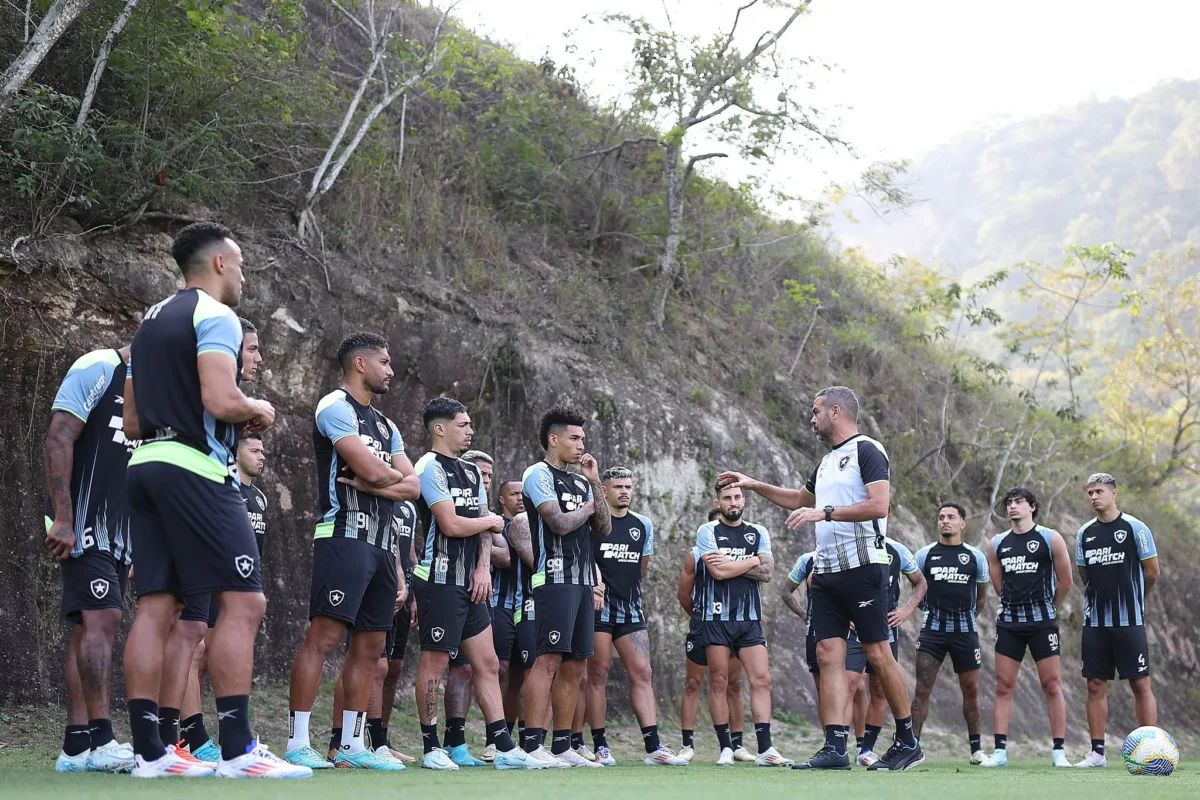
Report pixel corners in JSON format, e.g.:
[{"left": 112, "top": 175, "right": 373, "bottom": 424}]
[{"left": 1122, "top": 726, "right": 1180, "bottom": 776}]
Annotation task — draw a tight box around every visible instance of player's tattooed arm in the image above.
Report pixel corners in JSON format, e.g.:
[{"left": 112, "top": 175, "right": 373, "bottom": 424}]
[
  {"left": 537, "top": 500, "right": 595, "bottom": 537},
  {"left": 44, "top": 411, "right": 85, "bottom": 560},
  {"left": 780, "top": 579, "right": 806, "bottom": 620},
  {"left": 469, "top": 534, "right": 492, "bottom": 604},
  {"left": 510, "top": 513, "right": 536, "bottom": 570},
  {"left": 1142, "top": 556, "right": 1159, "bottom": 597},
  {"left": 490, "top": 532, "right": 512, "bottom": 568},
  {"left": 580, "top": 454, "right": 611, "bottom": 535},
  {"left": 743, "top": 550, "right": 774, "bottom": 582}
]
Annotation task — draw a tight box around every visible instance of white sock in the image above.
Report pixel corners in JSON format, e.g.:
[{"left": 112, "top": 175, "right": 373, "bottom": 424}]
[
  {"left": 341, "top": 711, "right": 367, "bottom": 756},
  {"left": 286, "top": 710, "right": 311, "bottom": 753}
]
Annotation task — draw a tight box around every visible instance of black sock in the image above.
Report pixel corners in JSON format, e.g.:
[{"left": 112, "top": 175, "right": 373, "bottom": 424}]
[
  {"left": 1053, "top": 737, "right": 1065, "bottom": 751},
  {"left": 444, "top": 717, "right": 466, "bottom": 749},
  {"left": 538, "top": 729, "right": 548, "bottom": 747},
  {"left": 825, "top": 725, "right": 847, "bottom": 756},
  {"left": 731, "top": 730, "right": 743, "bottom": 748},
  {"left": 63, "top": 724, "right": 91, "bottom": 756},
  {"left": 714, "top": 723, "right": 732, "bottom": 752},
  {"left": 969, "top": 733, "right": 982, "bottom": 754},
  {"left": 571, "top": 731, "right": 584, "bottom": 750},
  {"left": 367, "top": 718, "right": 386, "bottom": 750},
  {"left": 421, "top": 724, "right": 440, "bottom": 754},
  {"left": 551, "top": 729, "right": 572, "bottom": 756},
  {"left": 330, "top": 727, "right": 342, "bottom": 754},
  {"left": 856, "top": 736, "right": 865, "bottom": 751},
  {"left": 1092, "top": 739, "right": 1105, "bottom": 756},
  {"left": 215, "top": 696, "right": 253, "bottom": 760},
  {"left": 682, "top": 729, "right": 694, "bottom": 748},
  {"left": 863, "top": 723, "right": 882, "bottom": 753},
  {"left": 379, "top": 726, "right": 390, "bottom": 748},
  {"left": 754, "top": 722, "right": 772, "bottom": 754},
  {"left": 506, "top": 720, "right": 515, "bottom": 736},
  {"left": 592, "top": 727, "right": 609, "bottom": 750},
  {"left": 522, "top": 727, "right": 543, "bottom": 753},
  {"left": 517, "top": 719, "right": 525, "bottom": 738},
  {"left": 180, "top": 713, "right": 209, "bottom": 752},
  {"left": 995, "top": 733, "right": 1007, "bottom": 751},
  {"left": 896, "top": 716, "right": 916, "bottom": 748},
  {"left": 488, "top": 720, "right": 516, "bottom": 752},
  {"left": 642, "top": 725, "right": 660, "bottom": 753},
  {"left": 158, "top": 707, "right": 181, "bottom": 747},
  {"left": 128, "top": 699, "right": 167, "bottom": 760},
  {"left": 88, "top": 718, "right": 115, "bottom": 750}
]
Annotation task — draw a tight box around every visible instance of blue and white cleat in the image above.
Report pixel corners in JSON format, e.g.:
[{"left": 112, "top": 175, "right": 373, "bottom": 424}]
[
  {"left": 191, "top": 738, "right": 222, "bottom": 763},
  {"left": 55, "top": 750, "right": 89, "bottom": 772},
  {"left": 86, "top": 740, "right": 136, "bottom": 773},
  {"left": 493, "top": 747, "right": 546, "bottom": 770},
  {"left": 421, "top": 747, "right": 460, "bottom": 770},
  {"left": 333, "top": 747, "right": 407, "bottom": 771},
  {"left": 447, "top": 743, "right": 487, "bottom": 767},
  {"left": 979, "top": 749, "right": 1009, "bottom": 767},
  {"left": 283, "top": 745, "right": 334, "bottom": 769}
]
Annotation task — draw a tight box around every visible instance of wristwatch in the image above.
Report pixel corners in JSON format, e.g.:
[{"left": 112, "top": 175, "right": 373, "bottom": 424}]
[{"left": 823, "top": 505, "right": 835, "bottom": 522}]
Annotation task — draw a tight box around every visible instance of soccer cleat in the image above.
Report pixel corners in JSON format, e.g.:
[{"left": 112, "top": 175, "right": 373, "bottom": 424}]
[
  {"left": 792, "top": 745, "right": 851, "bottom": 770},
  {"left": 755, "top": 746, "right": 794, "bottom": 767},
  {"left": 389, "top": 747, "right": 416, "bottom": 764},
  {"left": 218, "top": 742, "right": 313, "bottom": 778},
  {"left": 717, "top": 747, "right": 735, "bottom": 767},
  {"left": 1052, "top": 748, "right": 1072, "bottom": 768},
  {"left": 420, "top": 748, "right": 460, "bottom": 770},
  {"left": 596, "top": 745, "right": 617, "bottom": 766},
  {"left": 55, "top": 750, "right": 90, "bottom": 772},
  {"left": 1074, "top": 751, "right": 1107, "bottom": 768},
  {"left": 556, "top": 748, "right": 604, "bottom": 768},
  {"left": 970, "top": 750, "right": 986, "bottom": 765},
  {"left": 481, "top": 743, "right": 497, "bottom": 762},
  {"left": 332, "top": 747, "right": 405, "bottom": 770},
  {"left": 283, "top": 745, "right": 334, "bottom": 769},
  {"left": 527, "top": 746, "right": 570, "bottom": 768},
  {"left": 678, "top": 745, "right": 696, "bottom": 763},
  {"left": 644, "top": 745, "right": 688, "bottom": 766},
  {"left": 191, "top": 738, "right": 222, "bottom": 763},
  {"left": 577, "top": 744, "right": 597, "bottom": 762},
  {"left": 868, "top": 738, "right": 925, "bottom": 771},
  {"left": 733, "top": 745, "right": 756, "bottom": 762},
  {"left": 979, "top": 749, "right": 1009, "bottom": 767},
  {"left": 132, "top": 745, "right": 217, "bottom": 778},
  {"left": 493, "top": 747, "right": 546, "bottom": 770},
  {"left": 86, "top": 740, "right": 136, "bottom": 773},
  {"left": 372, "top": 745, "right": 409, "bottom": 768},
  {"left": 446, "top": 743, "right": 487, "bottom": 767},
  {"left": 856, "top": 749, "right": 879, "bottom": 767}
]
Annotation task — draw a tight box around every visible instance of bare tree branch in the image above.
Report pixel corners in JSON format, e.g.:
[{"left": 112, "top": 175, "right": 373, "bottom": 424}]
[
  {"left": 0, "top": 0, "right": 93, "bottom": 121},
  {"left": 75, "top": 0, "right": 140, "bottom": 131}
]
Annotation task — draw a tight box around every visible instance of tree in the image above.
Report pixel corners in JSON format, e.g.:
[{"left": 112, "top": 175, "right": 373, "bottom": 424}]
[
  {"left": 0, "top": 0, "right": 94, "bottom": 121},
  {"left": 74, "top": 0, "right": 141, "bottom": 131}
]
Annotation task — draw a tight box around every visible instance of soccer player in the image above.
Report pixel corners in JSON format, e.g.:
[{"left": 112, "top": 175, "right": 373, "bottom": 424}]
[
  {"left": 121, "top": 222, "right": 306, "bottom": 777},
  {"left": 586, "top": 467, "right": 687, "bottom": 766},
  {"left": 721, "top": 385, "right": 924, "bottom": 771},
  {"left": 909, "top": 503, "right": 989, "bottom": 764},
  {"left": 411, "top": 397, "right": 543, "bottom": 771},
  {"left": 520, "top": 406, "right": 612, "bottom": 767},
  {"left": 45, "top": 344, "right": 137, "bottom": 774},
  {"left": 855, "top": 537, "right": 925, "bottom": 766},
  {"left": 696, "top": 482, "right": 792, "bottom": 767},
  {"left": 284, "top": 332, "right": 417, "bottom": 771},
  {"left": 480, "top": 477, "right": 524, "bottom": 762},
  {"left": 1073, "top": 473, "right": 1159, "bottom": 768},
  {"left": 980, "top": 486, "right": 1073, "bottom": 768}
]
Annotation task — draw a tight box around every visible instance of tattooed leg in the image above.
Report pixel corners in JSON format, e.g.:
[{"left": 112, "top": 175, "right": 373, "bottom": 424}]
[
  {"left": 415, "top": 650, "right": 451, "bottom": 725},
  {"left": 614, "top": 629, "right": 656, "bottom": 727},
  {"left": 911, "top": 650, "right": 943, "bottom": 738}
]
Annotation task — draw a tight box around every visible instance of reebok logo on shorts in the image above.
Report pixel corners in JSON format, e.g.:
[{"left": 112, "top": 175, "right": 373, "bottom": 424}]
[
  {"left": 432, "top": 627, "right": 445, "bottom": 642},
  {"left": 549, "top": 630, "right": 561, "bottom": 645},
  {"left": 234, "top": 554, "right": 255, "bottom": 579},
  {"left": 858, "top": 599, "right": 874, "bottom": 607},
  {"left": 329, "top": 589, "right": 345, "bottom": 606},
  {"left": 90, "top": 578, "right": 109, "bottom": 599},
  {"left": 521, "top": 649, "right": 529, "bottom": 662}
]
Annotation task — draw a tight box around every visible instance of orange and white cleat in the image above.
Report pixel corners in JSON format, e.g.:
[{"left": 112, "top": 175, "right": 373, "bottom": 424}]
[{"left": 131, "top": 745, "right": 217, "bottom": 778}]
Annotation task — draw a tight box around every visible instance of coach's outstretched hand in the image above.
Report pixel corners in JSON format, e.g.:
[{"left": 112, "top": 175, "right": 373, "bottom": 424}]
[{"left": 717, "top": 471, "right": 760, "bottom": 492}]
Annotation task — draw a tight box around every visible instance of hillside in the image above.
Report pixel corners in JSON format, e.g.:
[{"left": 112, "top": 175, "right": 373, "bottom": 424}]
[{"left": 2, "top": 1, "right": 1198, "bottom": 745}]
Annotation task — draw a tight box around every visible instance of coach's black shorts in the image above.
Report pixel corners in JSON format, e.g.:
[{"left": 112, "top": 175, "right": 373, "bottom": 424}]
[
  {"left": 61, "top": 550, "right": 129, "bottom": 624},
  {"left": 514, "top": 617, "right": 537, "bottom": 669},
  {"left": 492, "top": 605, "right": 518, "bottom": 663},
  {"left": 807, "top": 632, "right": 867, "bottom": 675},
  {"left": 687, "top": 616, "right": 707, "bottom": 667},
  {"left": 1082, "top": 625, "right": 1150, "bottom": 680},
  {"left": 309, "top": 537, "right": 396, "bottom": 632},
  {"left": 865, "top": 637, "right": 899, "bottom": 675},
  {"left": 534, "top": 583, "right": 594, "bottom": 660},
  {"left": 703, "top": 620, "right": 766, "bottom": 657},
  {"left": 415, "top": 578, "right": 490, "bottom": 654},
  {"left": 387, "top": 603, "right": 412, "bottom": 660},
  {"left": 594, "top": 615, "right": 648, "bottom": 641},
  {"left": 917, "top": 629, "right": 981, "bottom": 674},
  {"left": 810, "top": 563, "right": 890, "bottom": 644},
  {"left": 996, "top": 623, "right": 1060, "bottom": 663},
  {"left": 128, "top": 463, "right": 261, "bottom": 600}
]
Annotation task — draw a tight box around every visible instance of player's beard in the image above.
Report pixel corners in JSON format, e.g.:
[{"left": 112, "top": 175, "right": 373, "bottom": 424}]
[
  {"left": 367, "top": 375, "right": 390, "bottom": 395},
  {"left": 723, "top": 507, "right": 743, "bottom": 521}
]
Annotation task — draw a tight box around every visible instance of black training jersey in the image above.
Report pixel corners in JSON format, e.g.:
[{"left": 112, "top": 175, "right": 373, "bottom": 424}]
[
  {"left": 916, "top": 541, "right": 989, "bottom": 633},
  {"left": 128, "top": 288, "right": 243, "bottom": 483},
  {"left": 1076, "top": 514, "right": 1157, "bottom": 627},
  {"left": 993, "top": 525, "right": 1057, "bottom": 627},
  {"left": 491, "top": 519, "right": 520, "bottom": 611},
  {"left": 415, "top": 452, "right": 486, "bottom": 587},
  {"left": 595, "top": 511, "right": 655, "bottom": 624},
  {"left": 46, "top": 349, "right": 136, "bottom": 564},
  {"left": 696, "top": 520, "right": 772, "bottom": 621},
  {"left": 392, "top": 500, "right": 418, "bottom": 579},
  {"left": 523, "top": 461, "right": 596, "bottom": 587},
  {"left": 313, "top": 389, "right": 404, "bottom": 551},
  {"left": 239, "top": 481, "right": 268, "bottom": 556}
]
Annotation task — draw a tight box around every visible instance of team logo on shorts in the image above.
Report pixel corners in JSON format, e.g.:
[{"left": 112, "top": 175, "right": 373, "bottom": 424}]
[
  {"left": 838, "top": 455, "right": 851, "bottom": 470},
  {"left": 90, "top": 578, "right": 110, "bottom": 599},
  {"left": 1027, "top": 540, "right": 1039, "bottom": 553},
  {"left": 745, "top": 532, "right": 756, "bottom": 545},
  {"left": 1114, "top": 530, "right": 1127, "bottom": 544},
  {"left": 432, "top": 627, "right": 445, "bottom": 642},
  {"left": 549, "top": 630, "right": 561, "bottom": 645},
  {"left": 522, "top": 650, "right": 529, "bottom": 662},
  {"left": 234, "top": 554, "right": 255, "bottom": 579},
  {"left": 686, "top": 640, "right": 694, "bottom": 652},
  {"left": 630, "top": 528, "right": 641, "bottom": 542},
  {"left": 959, "top": 553, "right": 971, "bottom": 565},
  {"left": 450, "top": 649, "right": 459, "bottom": 660},
  {"left": 888, "top": 552, "right": 895, "bottom": 565},
  {"left": 329, "top": 589, "right": 345, "bottom": 606}
]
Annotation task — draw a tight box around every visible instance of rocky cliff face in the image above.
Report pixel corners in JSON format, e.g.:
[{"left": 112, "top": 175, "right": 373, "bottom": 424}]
[{"left": 3, "top": 227, "right": 1195, "bottom": 744}]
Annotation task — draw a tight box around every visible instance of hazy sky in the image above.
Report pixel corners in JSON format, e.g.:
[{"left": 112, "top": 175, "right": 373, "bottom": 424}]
[{"left": 453, "top": 0, "right": 1200, "bottom": 201}]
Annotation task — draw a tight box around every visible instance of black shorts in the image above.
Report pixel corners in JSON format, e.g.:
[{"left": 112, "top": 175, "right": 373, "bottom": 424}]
[
  {"left": 492, "top": 606, "right": 518, "bottom": 663},
  {"left": 61, "top": 551, "right": 129, "bottom": 624},
  {"left": 594, "top": 615, "right": 648, "bottom": 641},
  {"left": 703, "top": 620, "right": 766, "bottom": 657},
  {"left": 810, "top": 564, "right": 890, "bottom": 644},
  {"left": 415, "top": 578, "right": 490, "bottom": 655},
  {"left": 127, "top": 463, "right": 262, "bottom": 600},
  {"left": 865, "top": 637, "right": 899, "bottom": 675},
  {"left": 1082, "top": 625, "right": 1150, "bottom": 680},
  {"left": 177, "top": 593, "right": 213, "bottom": 624},
  {"left": 534, "top": 583, "right": 594, "bottom": 660},
  {"left": 916, "top": 629, "right": 982, "bottom": 674},
  {"left": 308, "top": 537, "right": 397, "bottom": 632},
  {"left": 514, "top": 618, "right": 537, "bottom": 669},
  {"left": 806, "top": 632, "right": 819, "bottom": 674},
  {"left": 807, "top": 632, "right": 867, "bottom": 676},
  {"left": 996, "top": 624, "right": 1060, "bottom": 663},
  {"left": 387, "top": 603, "right": 412, "bottom": 661},
  {"left": 686, "top": 617, "right": 707, "bottom": 667}
]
